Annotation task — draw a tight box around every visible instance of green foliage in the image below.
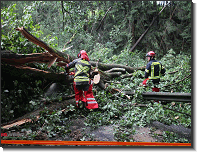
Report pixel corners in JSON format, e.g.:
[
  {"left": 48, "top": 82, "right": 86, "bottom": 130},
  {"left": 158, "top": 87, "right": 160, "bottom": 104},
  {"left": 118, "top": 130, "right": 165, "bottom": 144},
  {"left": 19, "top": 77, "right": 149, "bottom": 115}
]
[
  {"left": 1, "top": 3, "right": 43, "bottom": 54},
  {"left": 159, "top": 49, "right": 191, "bottom": 92},
  {"left": 1, "top": 1, "right": 191, "bottom": 143},
  {"left": 162, "top": 131, "right": 189, "bottom": 143},
  {"left": 1, "top": 79, "right": 44, "bottom": 122},
  {"left": 1, "top": 1, "right": 191, "bottom": 54}
]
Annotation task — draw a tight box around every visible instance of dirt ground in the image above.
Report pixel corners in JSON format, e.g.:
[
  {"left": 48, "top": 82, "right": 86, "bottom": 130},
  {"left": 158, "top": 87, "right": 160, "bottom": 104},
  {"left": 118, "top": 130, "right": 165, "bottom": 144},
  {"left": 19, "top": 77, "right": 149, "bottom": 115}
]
[{"left": 64, "top": 117, "right": 191, "bottom": 143}]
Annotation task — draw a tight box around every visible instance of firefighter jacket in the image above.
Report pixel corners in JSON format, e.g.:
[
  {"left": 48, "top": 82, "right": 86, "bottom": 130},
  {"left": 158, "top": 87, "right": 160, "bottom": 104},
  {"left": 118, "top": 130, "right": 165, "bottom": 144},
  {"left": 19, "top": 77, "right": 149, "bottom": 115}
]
[
  {"left": 145, "top": 58, "right": 165, "bottom": 83},
  {"left": 66, "top": 58, "right": 91, "bottom": 85}
]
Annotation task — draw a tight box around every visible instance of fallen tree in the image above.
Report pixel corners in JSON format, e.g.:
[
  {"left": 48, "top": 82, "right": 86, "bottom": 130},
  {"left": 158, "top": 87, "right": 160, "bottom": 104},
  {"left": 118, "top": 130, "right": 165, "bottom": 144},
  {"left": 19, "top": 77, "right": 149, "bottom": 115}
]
[
  {"left": 2, "top": 27, "right": 191, "bottom": 100},
  {"left": 1, "top": 27, "right": 146, "bottom": 90}
]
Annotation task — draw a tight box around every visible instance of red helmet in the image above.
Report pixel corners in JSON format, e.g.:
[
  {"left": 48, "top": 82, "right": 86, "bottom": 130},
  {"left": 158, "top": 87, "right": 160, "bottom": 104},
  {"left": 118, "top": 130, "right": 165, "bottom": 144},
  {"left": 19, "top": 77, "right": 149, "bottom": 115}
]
[
  {"left": 146, "top": 51, "right": 155, "bottom": 57},
  {"left": 77, "top": 50, "right": 90, "bottom": 61},
  {"left": 77, "top": 50, "right": 86, "bottom": 58}
]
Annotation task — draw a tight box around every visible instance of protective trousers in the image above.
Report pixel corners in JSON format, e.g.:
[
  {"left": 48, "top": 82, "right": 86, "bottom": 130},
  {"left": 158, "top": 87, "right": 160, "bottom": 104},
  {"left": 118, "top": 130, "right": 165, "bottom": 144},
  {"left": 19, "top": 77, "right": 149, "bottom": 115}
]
[
  {"left": 152, "top": 87, "right": 160, "bottom": 103},
  {"left": 73, "top": 82, "right": 98, "bottom": 109}
]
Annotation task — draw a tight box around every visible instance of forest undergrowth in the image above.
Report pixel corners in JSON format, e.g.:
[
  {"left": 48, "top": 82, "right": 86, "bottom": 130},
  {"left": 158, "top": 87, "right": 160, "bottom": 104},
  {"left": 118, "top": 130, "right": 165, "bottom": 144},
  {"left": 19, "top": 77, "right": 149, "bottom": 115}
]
[
  {"left": 1, "top": 1, "right": 191, "bottom": 144},
  {"left": 1, "top": 49, "right": 191, "bottom": 143}
]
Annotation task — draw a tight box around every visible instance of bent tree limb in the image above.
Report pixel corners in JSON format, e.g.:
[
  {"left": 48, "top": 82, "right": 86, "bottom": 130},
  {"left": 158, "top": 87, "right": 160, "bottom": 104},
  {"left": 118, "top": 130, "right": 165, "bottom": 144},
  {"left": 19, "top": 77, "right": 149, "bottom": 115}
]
[
  {"left": 96, "top": 6, "right": 112, "bottom": 31},
  {"left": 129, "top": 2, "right": 170, "bottom": 52},
  {"left": 16, "top": 27, "right": 74, "bottom": 63},
  {"left": 1, "top": 51, "right": 55, "bottom": 65}
]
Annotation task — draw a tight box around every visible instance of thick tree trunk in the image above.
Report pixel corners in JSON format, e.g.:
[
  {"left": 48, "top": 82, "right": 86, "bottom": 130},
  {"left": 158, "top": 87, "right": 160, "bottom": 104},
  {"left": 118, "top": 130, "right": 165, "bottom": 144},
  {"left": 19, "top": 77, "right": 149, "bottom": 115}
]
[
  {"left": 2, "top": 51, "right": 146, "bottom": 91},
  {"left": 1, "top": 64, "right": 73, "bottom": 85},
  {"left": 1, "top": 50, "right": 54, "bottom": 65},
  {"left": 2, "top": 51, "right": 145, "bottom": 81}
]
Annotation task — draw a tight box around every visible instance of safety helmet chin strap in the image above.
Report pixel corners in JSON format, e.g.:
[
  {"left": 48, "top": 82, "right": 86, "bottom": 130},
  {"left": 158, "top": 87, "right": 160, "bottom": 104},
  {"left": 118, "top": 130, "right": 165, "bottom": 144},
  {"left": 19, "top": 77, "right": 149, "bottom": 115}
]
[{"left": 77, "top": 53, "right": 81, "bottom": 58}]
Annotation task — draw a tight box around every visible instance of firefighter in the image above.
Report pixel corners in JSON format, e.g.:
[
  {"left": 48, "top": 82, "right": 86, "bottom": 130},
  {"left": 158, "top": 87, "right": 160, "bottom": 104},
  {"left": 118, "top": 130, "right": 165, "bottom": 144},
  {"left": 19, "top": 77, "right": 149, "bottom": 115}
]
[
  {"left": 142, "top": 51, "right": 165, "bottom": 103},
  {"left": 65, "top": 50, "right": 98, "bottom": 110}
]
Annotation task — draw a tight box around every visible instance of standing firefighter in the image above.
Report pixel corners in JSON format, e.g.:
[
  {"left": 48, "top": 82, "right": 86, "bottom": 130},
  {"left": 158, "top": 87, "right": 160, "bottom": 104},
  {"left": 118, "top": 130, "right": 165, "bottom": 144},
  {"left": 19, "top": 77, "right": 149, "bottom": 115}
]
[
  {"left": 142, "top": 51, "right": 165, "bottom": 103},
  {"left": 65, "top": 50, "right": 98, "bottom": 110}
]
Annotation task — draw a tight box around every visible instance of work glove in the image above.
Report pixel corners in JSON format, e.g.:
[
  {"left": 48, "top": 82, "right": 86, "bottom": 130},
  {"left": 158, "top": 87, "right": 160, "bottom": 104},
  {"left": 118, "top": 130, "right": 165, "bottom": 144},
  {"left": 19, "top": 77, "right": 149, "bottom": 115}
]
[{"left": 142, "top": 78, "right": 149, "bottom": 86}]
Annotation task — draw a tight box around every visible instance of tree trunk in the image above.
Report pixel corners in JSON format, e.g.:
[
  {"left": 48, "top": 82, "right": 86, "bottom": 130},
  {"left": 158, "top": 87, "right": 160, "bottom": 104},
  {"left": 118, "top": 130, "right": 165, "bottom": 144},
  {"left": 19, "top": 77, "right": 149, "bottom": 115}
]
[
  {"left": 90, "top": 61, "right": 145, "bottom": 73},
  {"left": 1, "top": 27, "right": 147, "bottom": 90},
  {"left": 1, "top": 64, "right": 73, "bottom": 85}
]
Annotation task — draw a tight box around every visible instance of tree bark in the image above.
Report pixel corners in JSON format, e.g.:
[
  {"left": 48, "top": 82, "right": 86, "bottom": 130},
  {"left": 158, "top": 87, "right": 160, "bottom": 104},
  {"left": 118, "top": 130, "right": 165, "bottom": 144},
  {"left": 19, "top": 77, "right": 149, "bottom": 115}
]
[
  {"left": 1, "top": 51, "right": 54, "bottom": 65},
  {"left": 1, "top": 64, "right": 73, "bottom": 85},
  {"left": 90, "top": 61, "right": 145, "bottom": 73},
  {"left": 15, "top": 27, "right": 75, "bottom": 63}
]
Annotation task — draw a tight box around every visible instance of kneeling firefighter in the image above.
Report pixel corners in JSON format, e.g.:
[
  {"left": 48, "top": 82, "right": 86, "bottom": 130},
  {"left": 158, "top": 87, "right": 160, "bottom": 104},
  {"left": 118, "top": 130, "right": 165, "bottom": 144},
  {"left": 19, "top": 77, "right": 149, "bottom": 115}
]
[
  {"left": 142, "top": 51, "right": 166, "bottom": 103},
  {"left": 65, "top": 50, "right": 99, "bottom": 110}
]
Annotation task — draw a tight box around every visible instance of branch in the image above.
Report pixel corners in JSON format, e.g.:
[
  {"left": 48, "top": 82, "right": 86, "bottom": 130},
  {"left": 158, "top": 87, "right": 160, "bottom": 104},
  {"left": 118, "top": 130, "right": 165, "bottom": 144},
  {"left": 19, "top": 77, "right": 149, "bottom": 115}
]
[
  {"left": 163, "top": 73, "right": 191, "bottom": 87},
  {"left": 61, "top": 1, "right": 65, "bottom": 31},
  {"left": 168, "top": 70, "right": 179, "bottom": 74},
  {"left": 129, "top": 2, "right": 170, "bottom": 52},
  {"left": 61, "top": 1, "right": 74, "bottom": 24},
  {"left": 1, "top": 97, "right": 76, "bottom": 129},
  {"left": 63, "top": 33, "right": 76, "bottom": 48},
  {"left": 96, "top": 7, "right": 112, "bottom": 31},
  {"left": 160, "top": 6, "right": 177, "bottom": 48},
  {"left": 90, "top": 61, "right": 145, "bottom": 73},
  {"left": 106, "top": 68, "right": 126, "bottom": 74},
  {"left": 163, "top": 106, "right": 191, "bottom": 117},
  {"left": 16, "top": 27, "right": 74, "bottom": 63}
]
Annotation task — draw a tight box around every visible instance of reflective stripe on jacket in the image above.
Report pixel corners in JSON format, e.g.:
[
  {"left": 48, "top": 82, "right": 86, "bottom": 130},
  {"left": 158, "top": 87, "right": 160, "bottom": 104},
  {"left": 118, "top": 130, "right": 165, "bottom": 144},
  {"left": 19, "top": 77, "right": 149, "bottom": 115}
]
[
  {"left": 145, "top": 59, "right": 165, "bottom": 80},
  {"left": 67, "top": 58, "right": 91, "bottom": 85}
]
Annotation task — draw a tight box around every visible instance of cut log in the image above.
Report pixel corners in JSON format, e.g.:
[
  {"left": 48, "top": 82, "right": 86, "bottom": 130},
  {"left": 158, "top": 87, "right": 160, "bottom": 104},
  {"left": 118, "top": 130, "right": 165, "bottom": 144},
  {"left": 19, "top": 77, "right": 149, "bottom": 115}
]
[
  {"left": 90, "top": 61, "right": 145, "bottom": 73},
  {"left": 106, "top": 68, "right": 126, "bottom": 74},
  {"left": 106, "top": 72, "right": 122, "bottom": 78}
]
